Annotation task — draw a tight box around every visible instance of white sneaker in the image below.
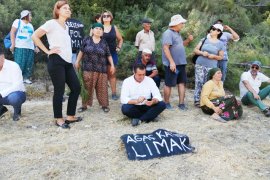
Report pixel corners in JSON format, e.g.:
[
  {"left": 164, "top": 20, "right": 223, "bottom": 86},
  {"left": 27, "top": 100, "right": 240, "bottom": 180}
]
[{"left": 23, "top": 79, "right": 32, "bottom": 84}]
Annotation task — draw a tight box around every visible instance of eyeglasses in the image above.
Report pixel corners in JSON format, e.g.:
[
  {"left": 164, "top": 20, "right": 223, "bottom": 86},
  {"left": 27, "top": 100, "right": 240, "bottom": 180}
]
[
  {"left": 251, "top": 66, "right": 259, "bottom": 70},
  {"left": 211, "top": 27, "right": 220, "bottom": 32},
  {"left": 103, "top": 15, "right": 110, "bottom": 18}
]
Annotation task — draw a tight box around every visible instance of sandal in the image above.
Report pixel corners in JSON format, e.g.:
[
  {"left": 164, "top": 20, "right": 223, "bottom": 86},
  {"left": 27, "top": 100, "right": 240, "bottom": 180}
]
[
  {"left": 78, "top": 107, "right": 87, "bottom": 113},
  {"left": 102, "top": 107, "right": 110, "bottom": 113},
  {"left": 65, "top": 116, "right": 83, "bottom": 124},
  {"left": 55, "top": 121, "right": 70, "bottom": 129},
  {"left": 194, "top": 101, "right": 200, "bottom": 108},
  {"left": 211, "top": 113, "right": 227, "bottom": 123}
]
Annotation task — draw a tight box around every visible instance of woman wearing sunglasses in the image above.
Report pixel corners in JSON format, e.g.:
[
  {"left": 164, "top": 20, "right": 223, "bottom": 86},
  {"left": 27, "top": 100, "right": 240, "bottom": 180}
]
[
  {"left": 193, "top": 24, "right": 225, "bottom": 108},
  {"left": 200, "top": 68, "right": 243, "bottom": 122},
  {"left": 101, "top": 10, "right": 123, "bottom": 100}
]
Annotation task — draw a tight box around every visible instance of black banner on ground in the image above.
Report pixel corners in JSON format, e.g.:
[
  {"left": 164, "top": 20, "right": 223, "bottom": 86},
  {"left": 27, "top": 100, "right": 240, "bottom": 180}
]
[{"left": 121, "top": 129, "right": 194, "bottom": 160}]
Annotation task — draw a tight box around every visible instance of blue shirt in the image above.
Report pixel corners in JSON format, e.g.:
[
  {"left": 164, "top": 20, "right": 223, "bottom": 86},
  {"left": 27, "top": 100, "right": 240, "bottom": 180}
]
[
  {"left": 196, "top": 38, "right": 225, "bottom": 68},
  {"left": 162, "top": 29, "right": 187, "bottom": 66}
]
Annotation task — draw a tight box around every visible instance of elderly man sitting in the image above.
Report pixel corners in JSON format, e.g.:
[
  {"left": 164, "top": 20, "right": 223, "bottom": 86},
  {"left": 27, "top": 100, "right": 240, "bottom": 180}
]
[
  {"left": 121, "top": 64, "right": 166, "bottom": 126},
  {"left": 134, "top": 48, "right": 160, "bottom": 87},
  {"left": 239, "top": 60, "right": 270, "bottom": 117},
  {"left": 0, "top": 47, "right": 26, "bottom": 121}
]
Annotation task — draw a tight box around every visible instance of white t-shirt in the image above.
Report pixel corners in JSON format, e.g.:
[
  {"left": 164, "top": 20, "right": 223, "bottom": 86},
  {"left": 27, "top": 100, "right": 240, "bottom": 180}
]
[
  {"left": 12, "top": 19, "right": 35, "bottom": 50},
  {"left": 0, "top": 59, "right": 25, "bottom": 98},
  {"left": 239, "top": 70, "right": 270, "bottom": 98},
  {"left": 40, "top": 19, "right": 72, "bottom": 63},
  {"left": 120, "top": 75, "right": 162, "bottom": 105}
]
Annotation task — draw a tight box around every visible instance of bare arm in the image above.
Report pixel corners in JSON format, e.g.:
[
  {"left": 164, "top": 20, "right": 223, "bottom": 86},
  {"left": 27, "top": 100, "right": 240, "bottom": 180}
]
[
  {"left": 224, "top": 25, "right": 240, "bottom": 41},
  {"left": 183, "top": 34, "right": 193, "bottom": 46},
  {"left": 74, "top": 51, "right": 84, "bottom": 70},
  {"left": 114, "top": 25, "right": 123, "bottom": 50},
  {"left": 148, "top": 70, "right": 158, "bottom": 78},
  {"left": 163, "top": 44, "right": 176, "bottom": 72},
  {"left": 10, "top": 27, "right": 17, "bottom": 52},
  {"left": 242, "top": 80, "right": 260, "bottom": 99},
  {"left": 32, "top": 28, "right": 60, "bottom": 55},
  {"left": 208, "top": 50, "right": 224, "bottom": 60}
]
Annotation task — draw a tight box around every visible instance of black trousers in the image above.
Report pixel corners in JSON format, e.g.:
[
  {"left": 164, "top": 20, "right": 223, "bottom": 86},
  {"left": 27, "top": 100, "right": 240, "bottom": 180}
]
[{"left": 47, "top": 54, "right": 81, "bottom": 118}]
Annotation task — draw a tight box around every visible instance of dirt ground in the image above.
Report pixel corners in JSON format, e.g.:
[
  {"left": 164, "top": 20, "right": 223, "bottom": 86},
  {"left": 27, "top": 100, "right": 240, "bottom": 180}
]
[{"left": 0, "top": 81, "right": 269, "bottom": 179}]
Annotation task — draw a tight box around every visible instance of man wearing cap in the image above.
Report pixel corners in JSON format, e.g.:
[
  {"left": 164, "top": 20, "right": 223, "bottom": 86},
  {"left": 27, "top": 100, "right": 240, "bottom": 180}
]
[
  {"left": 239, "top": 61, "right": 270, "bottom": 117},
  {"left": 135, "top": 18, "right": 156, "bottom": 62},
  {"left": 134, "top": 48, "right": 160, "bottom": 88},
  {"left": 121, "top": 64, "right": 166, "bottom": 126},
  {"left": 162, "top": 14, "right": 193, "bottom": 110},
  {"left": 0, "top": 47, "right": 26, "bottom": 121},
  {"left": 10, "top": 10, "right": 36, "bottom": 84}
]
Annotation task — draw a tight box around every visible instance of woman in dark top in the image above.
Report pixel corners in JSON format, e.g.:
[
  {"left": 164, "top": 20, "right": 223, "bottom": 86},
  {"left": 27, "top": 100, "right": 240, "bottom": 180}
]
[
  {"left": 75, "top": 23, "right": 115, "bottom": 112},
  {"left": 101, "top": 10, "right": 123, "bottom": 100}
]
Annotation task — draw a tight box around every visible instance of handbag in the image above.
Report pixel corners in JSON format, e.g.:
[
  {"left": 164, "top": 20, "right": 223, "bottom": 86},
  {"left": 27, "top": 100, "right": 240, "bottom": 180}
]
[
  {"left": 192, "top": 37, "right": 207, "bottom": 64},
  {"left": 4, "top": 20, "right": 21, "bottom": 49}
]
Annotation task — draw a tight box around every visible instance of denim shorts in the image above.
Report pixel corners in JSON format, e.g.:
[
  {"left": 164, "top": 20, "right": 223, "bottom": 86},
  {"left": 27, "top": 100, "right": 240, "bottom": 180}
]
[{"left": 164, "top": 65, "right": 187, "bottom": 87}]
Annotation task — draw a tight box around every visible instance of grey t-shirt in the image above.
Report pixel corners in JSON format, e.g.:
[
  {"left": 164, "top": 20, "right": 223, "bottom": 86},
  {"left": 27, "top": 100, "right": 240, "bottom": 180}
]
[
  {"left": 196, "top": 38, "right": 225, "bottom": 68},
  {"left": 162, "top": 29, "right": 187, "bottom": 66}
]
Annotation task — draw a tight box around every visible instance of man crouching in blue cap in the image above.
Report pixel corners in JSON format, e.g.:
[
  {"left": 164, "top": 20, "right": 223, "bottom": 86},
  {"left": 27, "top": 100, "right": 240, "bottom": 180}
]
[
  {"left": 0, "top": 46, "right": 26, "bottom": 121},
  {"left": 239, "top": 60, "right": 270, "bottom": 117}
]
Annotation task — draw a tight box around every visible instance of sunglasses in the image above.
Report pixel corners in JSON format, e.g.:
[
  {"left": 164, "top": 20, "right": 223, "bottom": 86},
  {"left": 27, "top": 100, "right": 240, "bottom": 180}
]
[
  {"left": 103, "top": 15, "right": 110, "bottom": 18},
  {"left": 211, "top": 27, "right": 220, "bottom": 32},
  {"left": 251, "top": 66, "right": 259, "bottom": 70}
]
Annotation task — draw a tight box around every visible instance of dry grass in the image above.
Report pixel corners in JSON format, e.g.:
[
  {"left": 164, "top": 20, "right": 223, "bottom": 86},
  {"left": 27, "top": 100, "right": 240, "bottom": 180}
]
[{"left": 0, "top": 81, "right": 269, "bottom": 179}]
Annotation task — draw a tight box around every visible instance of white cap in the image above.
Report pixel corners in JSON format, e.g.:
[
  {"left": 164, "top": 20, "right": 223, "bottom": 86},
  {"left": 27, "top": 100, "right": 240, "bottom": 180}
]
[
  {"left": 20, "top": 10, "right": 30, "bottom": 19},
  {"left": 142, "top": 48, "right": 152, "bottom": 54},
  {"left": 169, "top": 14, "right": 187, "bottom": 26},
  {"left": 212, "top": 24, "right": 223, "bottom": 32}
]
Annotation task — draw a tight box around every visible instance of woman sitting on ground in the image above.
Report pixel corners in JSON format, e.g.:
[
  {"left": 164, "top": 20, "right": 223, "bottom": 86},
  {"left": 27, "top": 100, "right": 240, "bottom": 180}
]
[{"left": 200, "top": 68, "right": 243, "bottom": 123}]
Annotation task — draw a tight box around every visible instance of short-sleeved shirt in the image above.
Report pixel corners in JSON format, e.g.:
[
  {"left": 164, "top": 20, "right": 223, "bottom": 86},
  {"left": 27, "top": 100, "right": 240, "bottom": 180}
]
[
  {"left": 162, "top": 29, "right": 187, "bottom": 66},
  {"left": 196, "top": 38, "right": 225, "bottom": 68},
  {"left": 80, "top": 36, "right": 111, "bottom": 73},
  {"left": 40, "top": 19, "right": 72, "bottom": 63},
  {"left": 135, "top": 30, "right": 155, "bottom": 52},
  {"left": 239, "top": 71, "right": 270, "bottom": 98},
  {"left": 12, "top": 19, "right": 35, "bottom": 50},
  {"left": 134, "top": 58, "right": 157, "bottom": 76}
]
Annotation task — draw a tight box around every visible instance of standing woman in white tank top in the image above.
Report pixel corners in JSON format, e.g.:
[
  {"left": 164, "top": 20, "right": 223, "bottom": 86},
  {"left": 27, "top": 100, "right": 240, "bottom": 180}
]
[{"left": 32, "top": 0, "right": 82, "bottom": 129}]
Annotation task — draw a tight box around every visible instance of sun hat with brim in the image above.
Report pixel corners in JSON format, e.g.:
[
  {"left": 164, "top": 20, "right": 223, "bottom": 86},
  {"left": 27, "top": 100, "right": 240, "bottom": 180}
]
[
  {"left": 212, "top": 24, "right": 224, "bottom": 32},
  {"left": 20, "top": 10, "right": 30, "bottom": 19},
  {"left": 251, "top": 60, "right": 262, "bottom": 68},
  {"left": 208, "top": 68, "right": 221, "bottom": 80},
  {"left": 91, "top": 23, "right": 104, "bottom": 30},
  {"left": 142, "top": 48, "right": 152, "bottom": 54},
  {"left": 169, "top": 14, "right": 187, "bottom": 26}
]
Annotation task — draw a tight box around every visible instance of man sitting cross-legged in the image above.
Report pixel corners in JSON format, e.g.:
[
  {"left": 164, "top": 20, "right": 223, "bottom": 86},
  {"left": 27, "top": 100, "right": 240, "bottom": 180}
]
[{"left": 120, "top": 64, "right": 166, "bottom": 126}]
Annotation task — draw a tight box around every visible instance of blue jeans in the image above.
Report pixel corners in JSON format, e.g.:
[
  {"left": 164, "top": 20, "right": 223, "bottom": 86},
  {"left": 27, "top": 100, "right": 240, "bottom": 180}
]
[
  {"left": 0, "top": 91, "right": 26, "bottom": 115},
  {"left": 241, "top": 85, "right": 270, "bottom": 111},
  {"left": 121, "top": 101, "right": 166, "bottom": 122},
  {"left": 217, "top": 60, "right": 228, "bottom": 82}
]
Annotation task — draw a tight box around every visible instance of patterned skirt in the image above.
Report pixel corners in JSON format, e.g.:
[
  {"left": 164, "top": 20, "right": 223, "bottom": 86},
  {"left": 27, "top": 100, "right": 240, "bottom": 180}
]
[{"left": 201, "top": 95, "right": 243, "bottom": 121}]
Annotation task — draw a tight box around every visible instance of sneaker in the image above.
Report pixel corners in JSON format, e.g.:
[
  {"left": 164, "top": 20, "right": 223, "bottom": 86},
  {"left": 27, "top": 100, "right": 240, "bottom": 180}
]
[
  {"left": 131, "top": 118, "right": 141, "bottom": 126},
  {"left": 0, "top": 106, "right": 8, "bottom": 118},
  {"left": 112, "top": 94, "right": 119, "bottom": 100},
  {"left": 178, "top": 104, "right": 188, "bottom": 111},
  {"left": 165, "top": 103, "right": 173, "bottom": 110},
  {"left": 262, "top": 109, "right": 270, "bottom": 117},
  {"left": 23, "top": 79, "right": 32, "bottom": 84}
]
